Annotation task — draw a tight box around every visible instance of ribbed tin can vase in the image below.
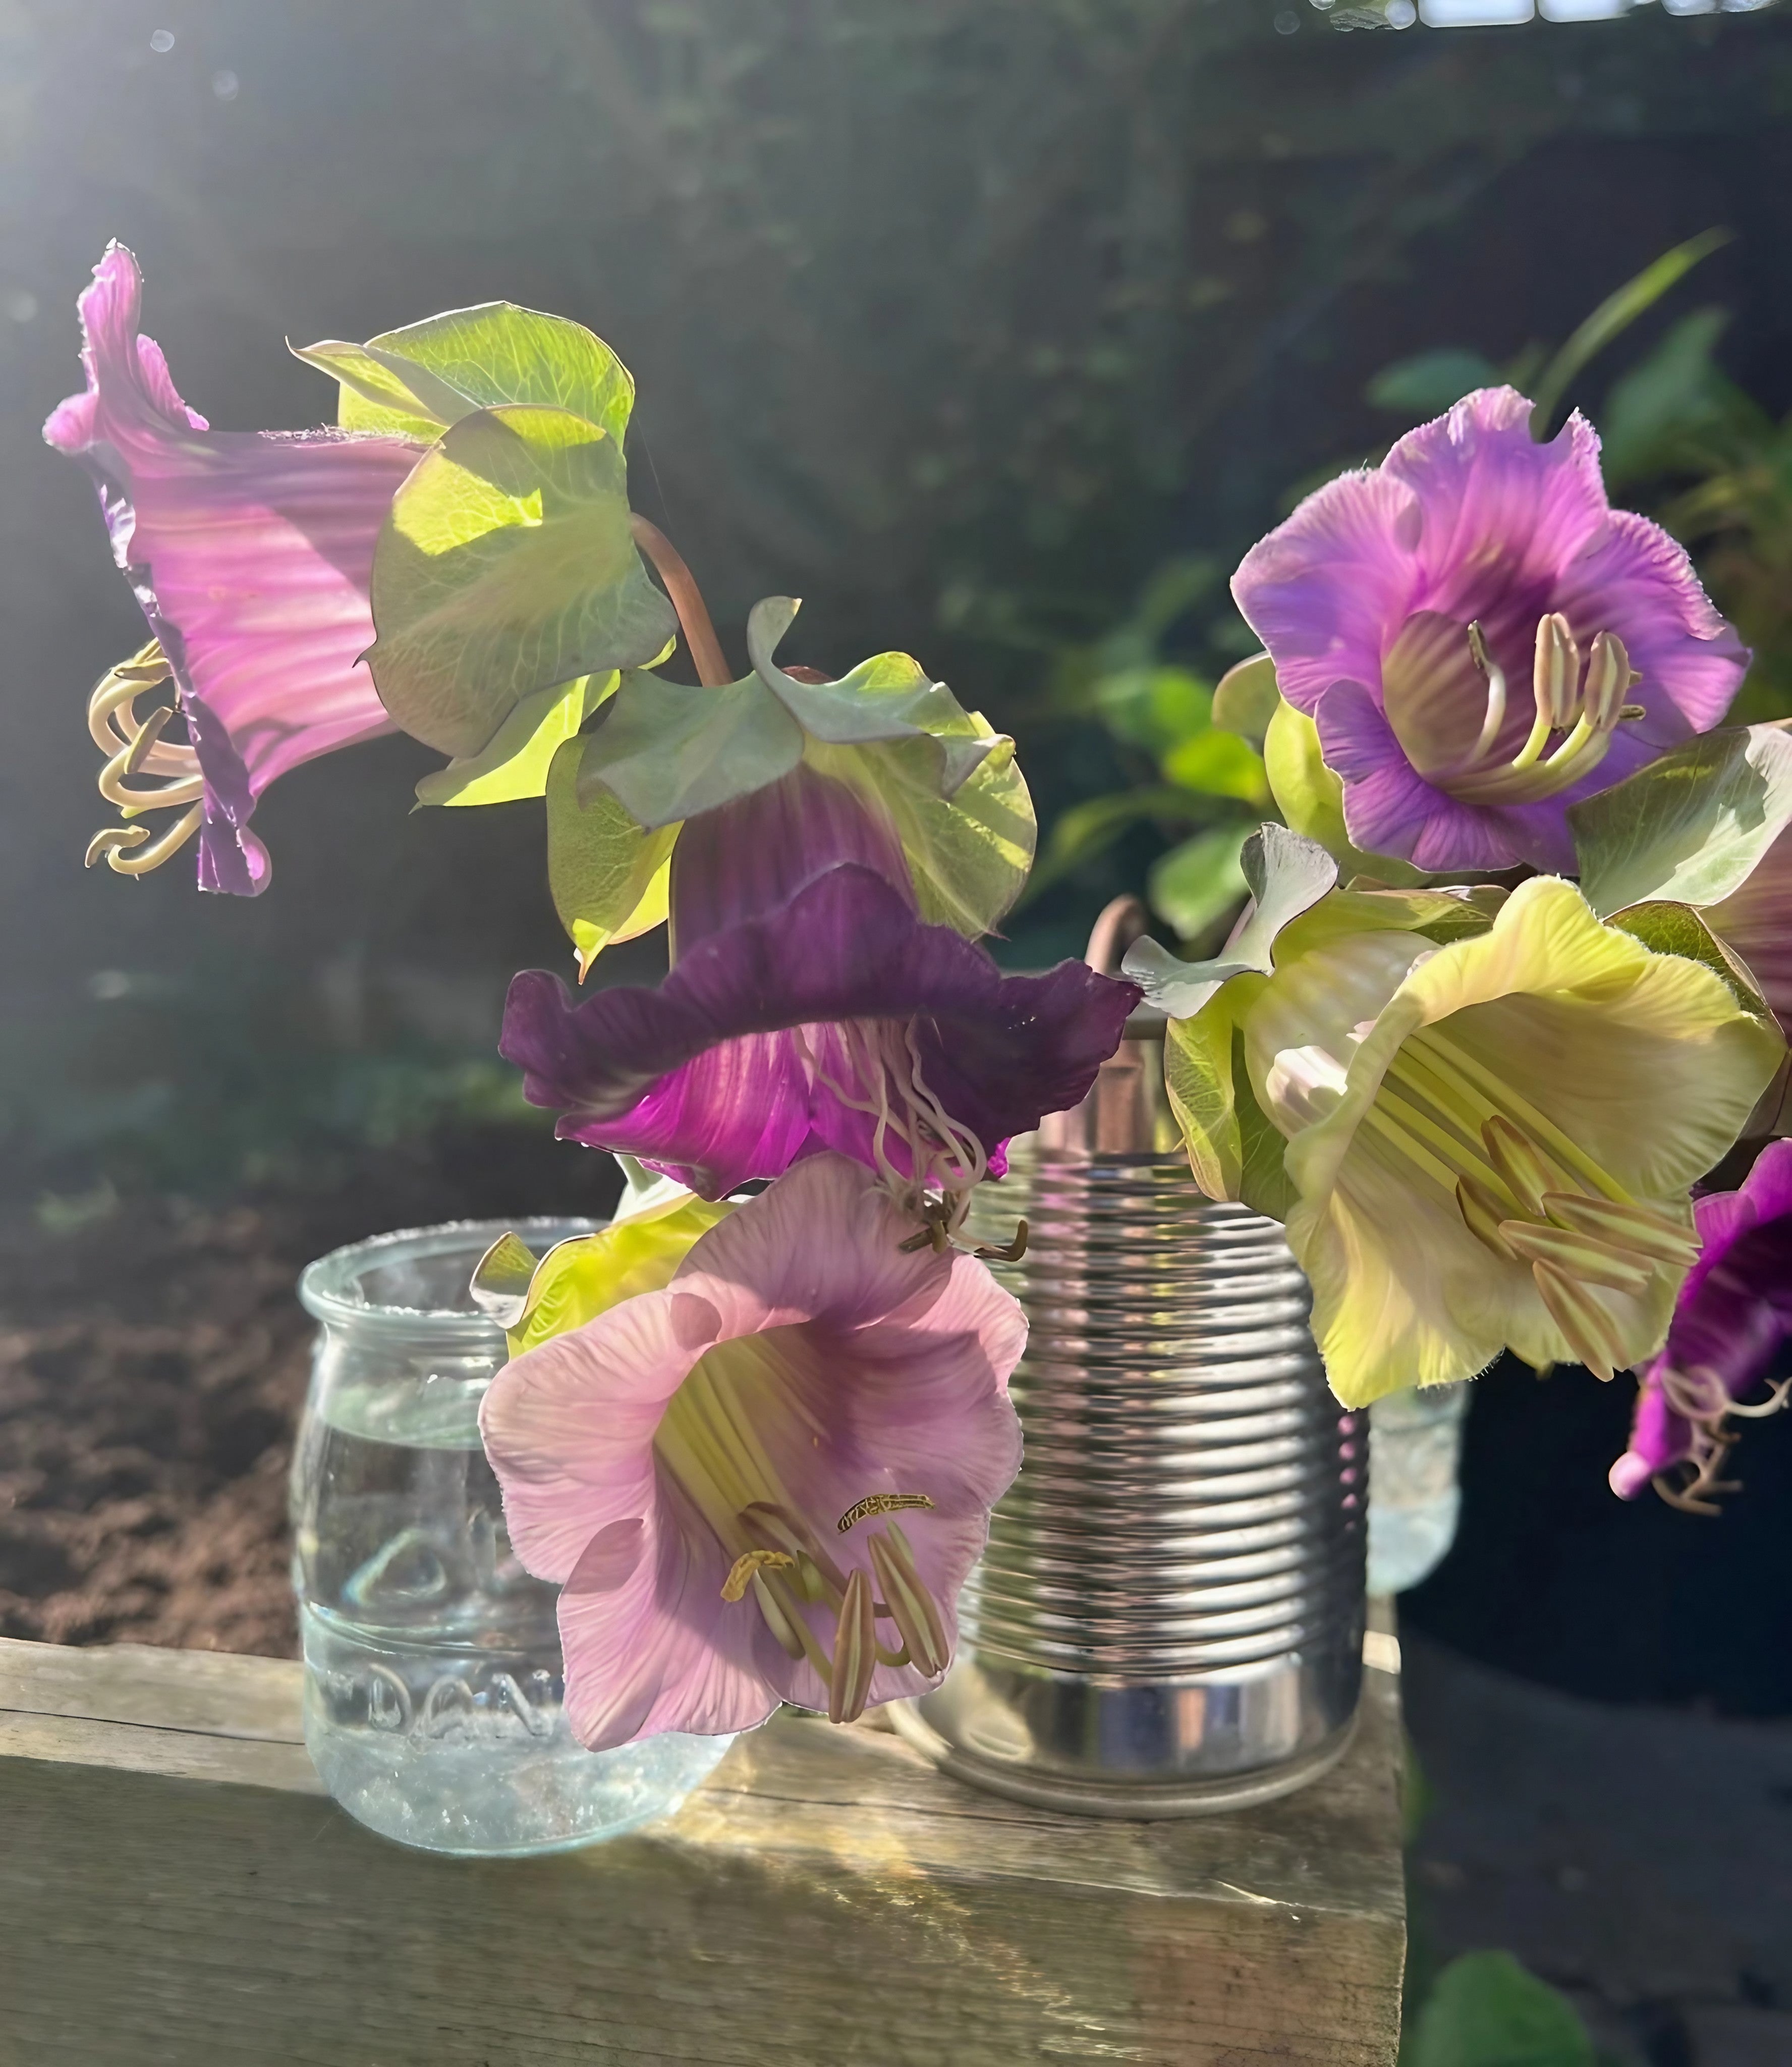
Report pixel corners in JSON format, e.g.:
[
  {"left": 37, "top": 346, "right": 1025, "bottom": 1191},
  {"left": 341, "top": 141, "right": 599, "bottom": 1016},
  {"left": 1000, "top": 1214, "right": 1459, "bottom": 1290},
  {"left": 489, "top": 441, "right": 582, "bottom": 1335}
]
[{"left": 892, "top": 910, "right": 1367, "bottom": 1816}]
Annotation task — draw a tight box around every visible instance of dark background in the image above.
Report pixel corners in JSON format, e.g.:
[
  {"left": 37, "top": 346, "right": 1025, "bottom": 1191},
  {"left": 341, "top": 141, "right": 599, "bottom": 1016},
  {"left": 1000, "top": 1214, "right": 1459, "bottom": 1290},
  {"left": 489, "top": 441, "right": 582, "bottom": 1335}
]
[{"left": 3, "top": 0, "right": 1791, "bottom": 1707}]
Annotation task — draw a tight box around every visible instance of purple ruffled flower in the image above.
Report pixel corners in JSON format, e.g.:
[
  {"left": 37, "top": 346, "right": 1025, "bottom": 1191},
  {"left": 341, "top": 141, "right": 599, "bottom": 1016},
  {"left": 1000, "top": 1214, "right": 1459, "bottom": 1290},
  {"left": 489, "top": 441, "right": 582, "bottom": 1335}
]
[
  {"left": 1234, "top": 388, "right": 1748, "bottom": 874},
  {"left": 44, "top": 244, "right": 422, "bottom": 893},
  {"left": 1610, "top": 1140, "right": 1792, "bottom": 1511},
  {"left": 501, "top": 763, "right": 1139, "bottom": 1201}
]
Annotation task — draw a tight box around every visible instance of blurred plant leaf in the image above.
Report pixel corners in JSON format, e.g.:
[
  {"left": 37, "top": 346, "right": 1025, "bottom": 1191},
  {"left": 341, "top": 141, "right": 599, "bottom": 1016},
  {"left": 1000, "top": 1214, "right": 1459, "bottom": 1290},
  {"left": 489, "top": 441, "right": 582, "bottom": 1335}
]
[
  {"left": 1148, "top": 825, "right": 1250, "bottom": 940},
  {"left": 414, "top": 670, "right": 617, "bottom": 808},
  {"left": 546, "top": 734, "right": 679, "bottom": 977},
  {"left": 1598, "top": 308, "right": 1734, "bottom": 487},
  {"left": 1366, "top": 350, "right": 1502, "bottom": 419},
  {"left": 295, "top": 301, "right": 636, "bottom": 448},
  {"left": 1020, "top": 785, "right": 1222, "bottom": 907},
  {"left": 1530, "top": 227, "right": 1731, "bottom": 436},
  {"left": 1091, "top": 664, "right": 1214, "bottom": 757},
  {"left": 1163, "top": 725, "right": 1270, "bottom": 804},
  {"left": 1570, "top": 724, "right": 1792, "bottom": 916},
  {"left": 1404, "top": 1952, "right": 1595, "bottom": 2067},
  {"left": 368, "top": 405, "right": 677, "bottom": 758}
]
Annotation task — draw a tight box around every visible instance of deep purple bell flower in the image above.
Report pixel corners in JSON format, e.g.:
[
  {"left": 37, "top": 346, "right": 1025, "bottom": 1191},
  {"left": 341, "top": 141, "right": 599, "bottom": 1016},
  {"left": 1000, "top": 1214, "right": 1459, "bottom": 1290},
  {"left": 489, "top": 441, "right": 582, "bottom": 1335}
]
[
  {"left": 501, "top": 763, "right": 1139, "bottom": 1203},
  {"left": 1610, "top": 1139, "right": 1792, "bottom": 1512},
  {"left": 1234, "top": 388, "right": 1747, "bottom": 874},
  {"left": 45, "top": 245, "right": 422, "bottom": 893}
]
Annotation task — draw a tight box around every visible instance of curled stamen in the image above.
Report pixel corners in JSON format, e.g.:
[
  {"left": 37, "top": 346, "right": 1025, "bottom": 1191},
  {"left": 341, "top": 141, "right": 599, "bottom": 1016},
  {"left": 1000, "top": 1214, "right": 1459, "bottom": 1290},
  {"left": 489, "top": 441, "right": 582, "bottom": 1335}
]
[
  {"left": 837, "top": 1491, "right": 935, "bottom": 1535},
  {"left": 742, "top": 1500, "right": 851, "bottom": 1598},
  {"left": 1465, "top": 621, "right": 1510, "bottom": 766},
  {"left": 975, "top": 1219, "right": 1028, "bottom": 1263},
  {"left": 85, "top": 803, "right": 204, "bottom": 876},
  {"left": 720, "top": 1548, "right": 797, "bottom": 1603}
]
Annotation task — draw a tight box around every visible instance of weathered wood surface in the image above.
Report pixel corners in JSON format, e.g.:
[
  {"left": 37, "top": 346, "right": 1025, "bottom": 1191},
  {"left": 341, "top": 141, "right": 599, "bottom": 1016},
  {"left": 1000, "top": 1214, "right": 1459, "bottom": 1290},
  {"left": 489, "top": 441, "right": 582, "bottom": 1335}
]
[{"left": 0, "top": 1631, "right": 1405, "bottom": 2065}]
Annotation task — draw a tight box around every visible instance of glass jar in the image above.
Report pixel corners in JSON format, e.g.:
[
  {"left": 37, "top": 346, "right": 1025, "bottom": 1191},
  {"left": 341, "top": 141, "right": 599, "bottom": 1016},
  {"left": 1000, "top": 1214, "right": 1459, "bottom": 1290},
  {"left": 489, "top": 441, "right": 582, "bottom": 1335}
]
[
  {"left": 292, "top": 1218, "right": 732, "bottom": 1856},
  {"left": 1366, "top": 1383, "right": 1471, "bottom": 1596}
]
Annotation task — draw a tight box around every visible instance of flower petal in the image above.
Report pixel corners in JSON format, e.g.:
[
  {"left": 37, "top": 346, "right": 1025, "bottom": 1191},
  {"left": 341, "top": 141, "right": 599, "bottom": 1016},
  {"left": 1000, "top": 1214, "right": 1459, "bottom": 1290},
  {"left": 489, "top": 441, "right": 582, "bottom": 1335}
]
[{"left": 44, "top": 245, "right": 421, "bottom": 893}]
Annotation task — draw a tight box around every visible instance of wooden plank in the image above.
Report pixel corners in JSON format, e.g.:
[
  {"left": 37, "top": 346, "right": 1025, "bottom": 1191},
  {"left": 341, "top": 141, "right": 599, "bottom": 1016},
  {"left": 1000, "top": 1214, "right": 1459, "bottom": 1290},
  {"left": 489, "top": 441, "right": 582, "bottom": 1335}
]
[{"left": 0, "top": 1635, "right": 1405, "bottom": 2065}]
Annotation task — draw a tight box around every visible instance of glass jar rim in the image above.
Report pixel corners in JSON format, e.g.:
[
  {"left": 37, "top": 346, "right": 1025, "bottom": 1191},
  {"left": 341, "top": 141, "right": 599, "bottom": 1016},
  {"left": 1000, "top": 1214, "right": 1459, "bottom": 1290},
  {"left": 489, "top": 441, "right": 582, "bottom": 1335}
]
[{"left": 298, "top": 1215, "right": 602, "bottom": 1343}]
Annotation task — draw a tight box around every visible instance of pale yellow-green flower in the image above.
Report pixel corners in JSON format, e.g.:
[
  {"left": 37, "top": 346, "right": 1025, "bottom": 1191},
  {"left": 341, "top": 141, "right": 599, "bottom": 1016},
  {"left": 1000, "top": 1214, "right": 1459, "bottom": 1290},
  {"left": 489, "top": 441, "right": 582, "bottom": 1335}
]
[{"left": 1155, "top": 873, "right": 1783, "bottom": 1406}]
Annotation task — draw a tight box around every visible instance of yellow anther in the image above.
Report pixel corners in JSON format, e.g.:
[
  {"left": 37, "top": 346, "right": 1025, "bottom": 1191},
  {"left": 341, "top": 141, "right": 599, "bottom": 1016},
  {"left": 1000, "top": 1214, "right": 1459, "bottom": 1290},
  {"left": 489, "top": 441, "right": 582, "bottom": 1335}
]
[
  {"left": 827, "top": 1568, "right": 878, "bottom": 1725},
  {"left": 1456, "top": 1176, "right": 1521, "bottom": 1262},
  {"left": 1541, "top": 1192, "right": 1698, "bottom": 1266},
  {"left": 1530, "top": 1259, "right": 1628, "bottom": 1382},
  {"left": 1584, "top": 630, "right": 1638, "bottom": 730},
  {"left": 1533, "top": 612, "right": 1581, "bottom": 729},
  {"left": 720, "top": 1548, "right": 797, "bottom": 1604},
  {"left": 84, "top": 825, "right": 149, "bottom": 868},
  {"left": 1481, "top": 1115, "right": 1553, "bottom": 1220},
  {"left": 86, "top": 804, "right": 204, "bottom": 875},
  {"left": 1500, "top": 1219, "right": 1655, "bottom": 1295}
]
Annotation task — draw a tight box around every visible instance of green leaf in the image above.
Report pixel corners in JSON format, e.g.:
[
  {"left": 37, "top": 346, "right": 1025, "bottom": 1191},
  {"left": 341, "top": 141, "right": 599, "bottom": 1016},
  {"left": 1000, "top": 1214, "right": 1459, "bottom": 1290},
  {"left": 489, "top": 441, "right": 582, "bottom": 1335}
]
[
  {"left": 1148, "top": 825, "right": 1249, "bottom": 940},
  {"left": 1405, "top": 1952, "right": 1594, "bottom": 2067},
  {"left": 1090, "top": 664, "right": 1213, "bottom": 758},
  {"left": 1569, "top": 725, "right": 1792, "bottom": 917},
  {"left": 294, "top": 301, "right": 636, "bottom": 448},
  {"left": 579, "top": 670, "right": 803, "bottom": 830},
  {"left": 1608, "top": 900, "right": 1771, "bottom": 1020},
  {"left": 1234, "top": 1026, "right": 1297, "bottom": 1222},
  {"left": 1212, "top": 653, "right": 1281, "bottom": 748},
  {"left": 1163, "top": 725, "right": 1270, "bottom": 804},
  {"left": 1263, "top": 698, "right": 1429, "bottom": 888},
  {"left": 546, "top": 735, "right": 680, "bottom": 976},
  {"left": 1366, "top": 349, "right": 1502, "bottom": 419},
  {"left": 1124, "top": 823, "right": 1338, "bottom": 1019},
  {"left": 1598, "top": 307, "right": 1732, "bottom": 488},
  {"left": 1162, "top": 977, "right": 1259, "bottom": 1202},
  {"left": 414, "top": 670, "right": 617, "bottom": 808},
  {"left": 811, "top": 726, "right": 1037, "bottom": 938},
  {"left": 1530, "top": 228, "right": 1731, "bottom": 436},
  {"left": 367, "top": 405, "right": 677, "bottom": 758},
  {"left": 1020, "top": 785, "right": 1213, "bottom": 908}
]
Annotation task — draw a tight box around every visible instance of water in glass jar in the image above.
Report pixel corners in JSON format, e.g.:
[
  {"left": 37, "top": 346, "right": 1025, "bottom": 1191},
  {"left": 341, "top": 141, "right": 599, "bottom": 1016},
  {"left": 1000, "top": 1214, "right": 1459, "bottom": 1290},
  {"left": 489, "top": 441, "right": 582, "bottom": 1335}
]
[{"left": 292, "top": 1221, "right": 731, "bottom": 1856}]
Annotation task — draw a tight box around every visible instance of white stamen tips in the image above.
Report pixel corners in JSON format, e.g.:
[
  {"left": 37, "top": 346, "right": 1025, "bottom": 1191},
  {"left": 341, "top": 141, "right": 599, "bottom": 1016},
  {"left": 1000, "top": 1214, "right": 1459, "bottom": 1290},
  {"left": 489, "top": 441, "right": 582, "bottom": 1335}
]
[
  {"left": 1457, "top": 1176, "right": 1520, "bottom": 1261},
  {"left": 827, "top": 1568, "right": 878, "bottom": 1725},
  {"left": 1481, "top": 1115, "right": 1552, "bottom": 1220},
  {"left": 867, "top": 1522, "right": 948, "bottom": 1678},
  {"left": 749, "top": 1571, "right": 810, "bottom": 1660},
  {"left": 1500, "top": 1219, "right": 1655, "bottom": 1295},
  {"left": 1533, "top": 612, "right": 1580, "bottom": 729},
  {"left": 721, "top": 1548, "right": 797, "bottom": 1603},
  {"left": 1583, "top": 630, "right": 1637, "bottom": 731},
  {"left": 1530, "top": 1260, "right": 1625, "bottom": 1382},
  {"left": 837, "top": 1491, "right": 935, "bottom": 1534},
  {"left": 1465, "top": 620, "right": 1508, "bottom": 764},
  {"left": 1541, "top": 1192, "right": 1697, "bottom": 1266}
]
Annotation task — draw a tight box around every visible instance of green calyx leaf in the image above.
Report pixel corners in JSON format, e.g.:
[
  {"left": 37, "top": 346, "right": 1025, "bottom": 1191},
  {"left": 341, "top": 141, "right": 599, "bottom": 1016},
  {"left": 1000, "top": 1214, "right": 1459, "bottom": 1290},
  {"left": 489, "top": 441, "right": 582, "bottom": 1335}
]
[
  {"left": 547, "top": 735, "right": 680, "bottom": 978},
  {"left": 1569, "top": 723, "right": 1792, "bottom": 918},
  {"left": 1608, "top": 899, "right": 1773, "bottom": 1021},
  {"left": 1405, "top": 1952, "right": 1594, "bottom": 2067},
  {"left": 1263, "top": 698, "right": 1429, "bottom": 888},
  {"left": 367, "top": 405, "right": 677, "bottom": 759},
  {"left": 1210, "top": 652, "right": 1281, "bottom": 749},
  {"left": 578, "top": 599, "right": 1034, "bottom": 937},
  {"left": 1124, "top": 823, "right": 1339, "bottom": 1020},
  {"left": 1161, "top": 976, "right": 1292, "bottom": 1214},
  {"left": 415, "top": 671, "right": 617, "bottom": 808},
  {"left": 293, "top": 302, "right": 635, "bottom": 448}
]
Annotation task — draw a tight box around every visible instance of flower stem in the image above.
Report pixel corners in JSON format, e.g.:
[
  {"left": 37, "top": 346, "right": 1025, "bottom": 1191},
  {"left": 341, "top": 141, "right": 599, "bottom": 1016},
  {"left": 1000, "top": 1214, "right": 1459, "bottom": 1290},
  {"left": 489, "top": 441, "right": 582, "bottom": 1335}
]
[{"left": 629, "top": 513, "right": 732, "bottom": 687}]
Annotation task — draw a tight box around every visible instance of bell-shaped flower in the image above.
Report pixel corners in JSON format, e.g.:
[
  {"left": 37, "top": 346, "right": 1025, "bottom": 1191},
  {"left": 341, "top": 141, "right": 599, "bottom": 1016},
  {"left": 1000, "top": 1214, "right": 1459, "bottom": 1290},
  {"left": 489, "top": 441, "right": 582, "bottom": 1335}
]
[
  {"left": 1610, "top": 1140, "right": 1792, "bottom": 1512},
  {"left": 502, "top": 758, "right": 1138, "bottom": 1205},
  {"left": 1233, "top": 387, "right": 1747, "bottom": 875},
  {"left": 1131, "top": 848, "right": 1783, "bottom": 1405},
  {"left": 478, "top": 1152, "right": 1026, "bottom": 1750},
  {"left": 44, "top": 245, "right": 422, "bottom": 893}
]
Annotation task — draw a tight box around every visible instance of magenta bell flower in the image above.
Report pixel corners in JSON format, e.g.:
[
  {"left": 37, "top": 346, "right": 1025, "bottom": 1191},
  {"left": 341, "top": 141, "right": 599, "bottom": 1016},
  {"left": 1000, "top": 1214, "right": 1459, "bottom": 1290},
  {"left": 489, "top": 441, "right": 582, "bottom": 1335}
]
[
  {"left": 478, "top": 1152, "right": 1026, "bottom": 1749},
  {"left": 501, "top": 762, "right": 1139, "bottom": 1203},
  {"left": 44, "top": 245, "right": 421, "bottom": 893},
  {"left": 1610, "top": 1140, "right": 1792, "bottom": 1512},
  {"left": 1234, "top": 388, "right": 1747, "bottom": 873}
]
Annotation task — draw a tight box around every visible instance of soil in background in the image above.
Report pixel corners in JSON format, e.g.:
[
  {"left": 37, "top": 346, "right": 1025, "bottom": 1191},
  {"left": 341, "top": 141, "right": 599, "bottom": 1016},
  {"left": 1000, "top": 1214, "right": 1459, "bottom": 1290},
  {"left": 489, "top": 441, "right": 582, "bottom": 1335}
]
[{"left": 0, "top": 1126, "right": 618, "bottom": 1656}]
